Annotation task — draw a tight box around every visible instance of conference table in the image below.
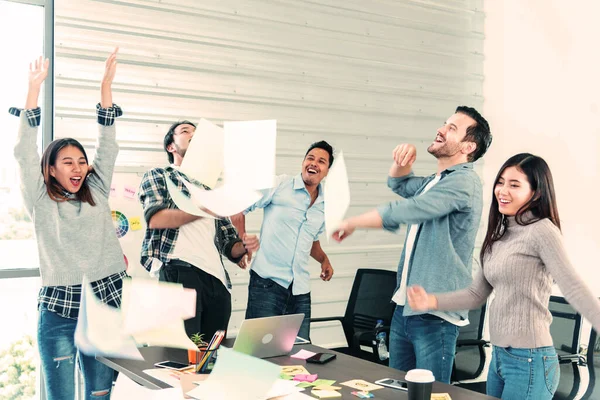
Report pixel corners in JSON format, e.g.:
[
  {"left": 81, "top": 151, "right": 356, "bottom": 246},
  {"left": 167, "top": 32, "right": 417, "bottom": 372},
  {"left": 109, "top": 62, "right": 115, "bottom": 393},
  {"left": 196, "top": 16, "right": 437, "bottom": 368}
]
[{"left": 99, "top": 340, "right": 497, "bottom": 399}]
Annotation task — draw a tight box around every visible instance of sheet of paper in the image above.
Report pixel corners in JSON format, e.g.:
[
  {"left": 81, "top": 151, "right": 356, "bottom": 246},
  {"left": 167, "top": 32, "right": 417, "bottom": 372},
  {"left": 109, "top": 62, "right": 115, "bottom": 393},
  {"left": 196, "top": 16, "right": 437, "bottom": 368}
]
[
  {"left": 182, "top": 179, "right": 261, "bottom": 217},
  {"left": 265, "top": 379, "right": 303, "bottom": 399},
  {"left": 187, "top": 348, "right": 280, "bottom": 400},
  {"left": 291, "top": 349, "right": 317, "bottom": 360},
  {"left": 132, "top": 319, "right": 198, "bottom": 351},
  {"left": 142, "top": 368, "right": 183, "bottom": 389},
  {"left": 179, "top": 118, "right": 225, "bottom": 189},
  {"left": 121, "top": 279, "right": 196, "bottom": 335},
  {"left": 166, "top": 177, "right": 217, "bottom": 219},
  {"left": 324, "top": 151, "right": 350, "bottom": 241},
  {"left": 280, "top": 365, "right": 311, "bottom": 376},
  {"left": 112, "top": 373, "right": 184, "bottom": 400},
  {"left": 340, "top": 379, "right": 383, "bottom": 391},
  {"left": 224, "top": 120, "right": 276, "bottom": 190},
  {"left": 74, "top": 278, "right": 142, "bottom": 360},
  {"left": 279, "top": 393, "right": 314, "bottom": 400}
]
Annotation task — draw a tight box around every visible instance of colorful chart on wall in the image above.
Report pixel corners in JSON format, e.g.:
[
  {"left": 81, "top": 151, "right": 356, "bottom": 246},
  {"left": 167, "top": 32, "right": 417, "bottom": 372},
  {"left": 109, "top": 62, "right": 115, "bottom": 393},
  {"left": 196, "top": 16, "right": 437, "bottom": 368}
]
[{"left": 112, "top": 210, "right": 129, "bottom": 238}]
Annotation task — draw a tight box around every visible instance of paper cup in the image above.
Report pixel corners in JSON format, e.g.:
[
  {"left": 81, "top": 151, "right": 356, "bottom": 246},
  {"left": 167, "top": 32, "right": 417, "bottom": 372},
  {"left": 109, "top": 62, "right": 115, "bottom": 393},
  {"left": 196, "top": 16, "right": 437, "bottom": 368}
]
[{"left": 405, "top": 369, "right": 435, "bottom": 400}]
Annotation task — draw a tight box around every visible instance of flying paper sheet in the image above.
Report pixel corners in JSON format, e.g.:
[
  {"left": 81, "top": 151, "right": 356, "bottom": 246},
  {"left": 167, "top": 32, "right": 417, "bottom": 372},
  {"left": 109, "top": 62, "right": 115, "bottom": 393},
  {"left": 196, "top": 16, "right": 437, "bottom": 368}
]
[
  {"left": 112, "top": 373, "right": 184, "bottom": 400},
  {"left": 74, "top": 278, "right": 143, "bottom": 360},
  {"left": 132, "top": 319, "right": 198, "bottom": 351},
  {"left": 166, "top": 177, "right": 217, "bottom": 219},
  {"left": 223, "top": 120, "right": 276, "bottom": 190},
  {"left": 181, "top": 179, "right": 261, "bottom": 217},
  {"left": 324, "top": 151, "right": 350, "bottom": 241},
  {"left": 179, "top": 118, "right": 225, "bottom": 189},
  {"left": 265, "top": 379, "right": 304, "bottom": 399},
  {"left": 187, "top": 348, "right": 280, "bottom": 400},
  {"left": 121, "top": 279, "right": 196, "bottom": 335}
]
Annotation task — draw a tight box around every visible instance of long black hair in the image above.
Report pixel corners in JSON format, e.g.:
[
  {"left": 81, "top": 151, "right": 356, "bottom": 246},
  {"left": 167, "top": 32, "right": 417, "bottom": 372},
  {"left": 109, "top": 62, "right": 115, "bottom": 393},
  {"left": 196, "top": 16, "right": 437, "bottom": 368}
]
[{"left": 480, "top": 153, "right": 560, "bottom": 262}]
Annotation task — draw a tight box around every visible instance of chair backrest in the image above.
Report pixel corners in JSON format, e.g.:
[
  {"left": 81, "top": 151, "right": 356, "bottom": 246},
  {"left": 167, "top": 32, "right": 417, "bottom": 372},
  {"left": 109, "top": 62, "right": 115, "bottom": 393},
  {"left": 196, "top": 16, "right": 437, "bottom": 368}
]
[
  {"left": 583, "top": 328, "right": 599, "bottom": 399},
  {"left": 549, "top": 296, "right": 583, "bottom": 400},
  {"left": 452, "top": 304, "right": 487, "bottom": 381},
  {"left": 341, "top": 268, "right": 397, "bottom": 343}
]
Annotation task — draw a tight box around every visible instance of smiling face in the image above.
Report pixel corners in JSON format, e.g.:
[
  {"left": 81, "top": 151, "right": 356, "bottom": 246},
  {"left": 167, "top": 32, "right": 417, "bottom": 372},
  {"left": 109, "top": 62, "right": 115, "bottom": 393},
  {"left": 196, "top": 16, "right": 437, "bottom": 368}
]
[
  {"left": 49, "top": 145, "right": 89, "bottom": 193},
  {"left": 301, "top": 148, "right": 330, "bottom": 187},
  {"left": 494, "top": 166, "right": 535, "bottom": 216},
  {"left": 167, "top": 123, "right": 196, "bottom": 164},
  {"left": 427, "top": 112, "right": 477, "bottom": 161}
]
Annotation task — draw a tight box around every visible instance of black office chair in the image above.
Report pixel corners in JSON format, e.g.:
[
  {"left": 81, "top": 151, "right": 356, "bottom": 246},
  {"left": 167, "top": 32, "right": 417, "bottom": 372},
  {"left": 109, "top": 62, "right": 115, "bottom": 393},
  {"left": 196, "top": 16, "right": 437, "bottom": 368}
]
[
  {"left": 582, "top": 328, "right": 599, "bottom": 399},
  {"left": 549, "top": 295, "right": 585, "bottom": 400},
  {"left": 451, "top": 305, "right": 489, "bottom": 393},
  {"left": 310, "top": 268, "right": 397, "bottom": 365}
]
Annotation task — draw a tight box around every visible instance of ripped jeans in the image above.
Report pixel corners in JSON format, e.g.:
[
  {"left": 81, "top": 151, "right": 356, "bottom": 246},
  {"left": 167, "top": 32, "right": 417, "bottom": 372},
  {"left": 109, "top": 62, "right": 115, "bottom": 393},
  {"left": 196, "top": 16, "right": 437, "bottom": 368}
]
[{"left": 38, "top": 307, "right": 114, "bottom": 400}]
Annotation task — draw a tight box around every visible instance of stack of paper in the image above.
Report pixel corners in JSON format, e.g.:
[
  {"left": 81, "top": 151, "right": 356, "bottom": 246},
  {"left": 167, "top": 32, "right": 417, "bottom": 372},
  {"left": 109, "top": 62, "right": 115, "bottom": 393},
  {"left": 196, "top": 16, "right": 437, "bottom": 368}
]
[{"left": 324, "top": 151, "right": 350, "bottom": 241}]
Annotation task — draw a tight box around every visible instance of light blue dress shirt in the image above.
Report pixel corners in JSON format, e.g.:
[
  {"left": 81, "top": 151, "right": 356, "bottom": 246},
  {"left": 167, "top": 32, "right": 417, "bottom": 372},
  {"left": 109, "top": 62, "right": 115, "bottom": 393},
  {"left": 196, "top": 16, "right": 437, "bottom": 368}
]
[{"left": 245, "top": 174, "right": 325, "bottom": 295}]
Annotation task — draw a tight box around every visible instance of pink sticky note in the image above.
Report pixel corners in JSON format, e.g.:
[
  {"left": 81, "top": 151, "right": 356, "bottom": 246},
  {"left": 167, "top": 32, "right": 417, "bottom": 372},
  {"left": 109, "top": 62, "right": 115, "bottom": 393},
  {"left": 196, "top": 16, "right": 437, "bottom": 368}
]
[
  {"left": 291, "top": 349, "right": 317, "bottom": 360},
  {"left": 123, "top": 185, "right": 137, "bottom": 200},
  {"left": 110, "top": 185, "right": 117, "bottom": 197},
  {"left": 294, "top": 374, "right": 318, "bottom": 383}
]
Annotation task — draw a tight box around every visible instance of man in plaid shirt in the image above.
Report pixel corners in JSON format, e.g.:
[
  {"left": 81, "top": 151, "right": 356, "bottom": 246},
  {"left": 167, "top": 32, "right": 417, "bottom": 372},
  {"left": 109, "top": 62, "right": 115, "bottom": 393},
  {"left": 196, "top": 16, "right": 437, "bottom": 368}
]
[{"left": 138, "top": 120, "right": 259, "bottom": 340}]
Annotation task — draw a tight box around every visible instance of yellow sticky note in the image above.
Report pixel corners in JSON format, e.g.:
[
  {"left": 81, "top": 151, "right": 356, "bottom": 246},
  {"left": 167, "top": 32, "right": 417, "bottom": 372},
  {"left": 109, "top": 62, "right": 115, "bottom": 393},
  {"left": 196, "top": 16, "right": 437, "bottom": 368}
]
[
  {"left": 312, "top": 389, "right": 342, "bottom": 398},
  {"left": 431, "top": 394, "right": 452, "bottom": 400},
  {"left": 129, "top": 217, "right": 142, "bottom": 231}
]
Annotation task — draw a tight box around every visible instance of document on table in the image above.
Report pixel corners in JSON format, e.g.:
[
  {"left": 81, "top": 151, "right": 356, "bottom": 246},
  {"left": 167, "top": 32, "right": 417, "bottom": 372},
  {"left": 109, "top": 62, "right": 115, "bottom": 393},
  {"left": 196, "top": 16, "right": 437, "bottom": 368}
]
[
  {"left": 324, "top": 151, "right": 350, "bottom": 241},
  {"left": 223, "top": 120, "right": 277, "bottom": 190},
  {"left": 112, "top": 373, "right": 184, "bottom": 399},
  {"left": 74, "top": 278, "right": 142, "bottom": 360},
  {"left": 179, "top": 118, "right": 225, "bottom": 189},
  {"left": 187, "top": 348, "right": 280, "bottom": 400}
]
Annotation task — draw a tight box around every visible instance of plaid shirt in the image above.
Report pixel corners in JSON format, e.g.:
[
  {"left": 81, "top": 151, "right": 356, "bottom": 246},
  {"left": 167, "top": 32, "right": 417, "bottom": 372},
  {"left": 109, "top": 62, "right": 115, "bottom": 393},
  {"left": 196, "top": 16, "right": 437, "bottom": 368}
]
[
  {"left": 9, "top": 103, "right": 126, "bottom": 320},
  {"left": 138, "top": 166, "right": 243, "bottom": 289}
]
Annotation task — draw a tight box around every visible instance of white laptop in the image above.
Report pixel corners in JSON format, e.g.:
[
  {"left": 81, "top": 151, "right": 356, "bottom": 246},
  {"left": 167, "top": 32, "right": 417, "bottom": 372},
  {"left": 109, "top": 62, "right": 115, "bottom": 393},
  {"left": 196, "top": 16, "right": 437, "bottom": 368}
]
[{"left": 232, "top": 314, "right": 304, "bottom": 358}]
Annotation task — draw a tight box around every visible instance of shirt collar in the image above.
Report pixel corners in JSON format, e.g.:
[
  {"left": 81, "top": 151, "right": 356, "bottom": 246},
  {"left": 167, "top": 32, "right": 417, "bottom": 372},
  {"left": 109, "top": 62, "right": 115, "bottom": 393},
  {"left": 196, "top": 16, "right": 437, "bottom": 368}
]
[
  {"left": 293, "top": 174, "right": 324, "bottom": 204},
  {"left": 442, "top": 162, "right": 474, "bottom": 175}
]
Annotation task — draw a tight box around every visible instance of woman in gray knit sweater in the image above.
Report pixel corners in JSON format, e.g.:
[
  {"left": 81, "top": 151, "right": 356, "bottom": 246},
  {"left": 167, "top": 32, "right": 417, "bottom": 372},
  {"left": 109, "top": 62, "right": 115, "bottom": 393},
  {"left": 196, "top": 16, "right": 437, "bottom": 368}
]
[
  {"left": 407, "top": 153, "right": 600, "bottom": 400},
  {"left": 12, "top": 49, "right": 126, "bottom": 399}
]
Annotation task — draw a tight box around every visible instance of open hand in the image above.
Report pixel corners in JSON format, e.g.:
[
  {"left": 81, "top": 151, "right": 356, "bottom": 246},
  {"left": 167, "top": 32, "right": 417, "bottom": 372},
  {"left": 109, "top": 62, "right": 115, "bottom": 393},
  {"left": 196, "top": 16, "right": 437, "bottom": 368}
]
[
  {"left": 407, "top": 285, "right": 434, "bottom": 311},
  {"left": 102, "top": 47, "right": 119, "bottom": 85},
  {"left": 28, "top": 56, "right": 49, "bottom": 89}
]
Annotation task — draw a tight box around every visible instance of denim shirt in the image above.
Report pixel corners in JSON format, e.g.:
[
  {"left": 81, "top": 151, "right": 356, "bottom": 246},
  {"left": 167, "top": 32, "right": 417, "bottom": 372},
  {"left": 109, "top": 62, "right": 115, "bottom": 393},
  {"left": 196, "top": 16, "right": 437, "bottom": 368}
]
[
  {"left": 245, "top": 174, "right": 325, "bottom": 295},
  {"left": 377, "top": 163, "right": 483, "bottom": 322}
]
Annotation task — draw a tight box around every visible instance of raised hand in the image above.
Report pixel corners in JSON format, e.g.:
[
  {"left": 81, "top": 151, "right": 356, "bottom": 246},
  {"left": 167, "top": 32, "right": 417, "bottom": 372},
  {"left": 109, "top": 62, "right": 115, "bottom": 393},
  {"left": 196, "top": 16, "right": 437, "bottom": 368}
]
[
  {"left": 28, "top": 56, "right": 50, "bottom": 89},
  {"left": 392, "top": 143, "right": 417, "bottom": 167},
  {"left": 102, "top": 47, "right": 118, "bottom": 85}
]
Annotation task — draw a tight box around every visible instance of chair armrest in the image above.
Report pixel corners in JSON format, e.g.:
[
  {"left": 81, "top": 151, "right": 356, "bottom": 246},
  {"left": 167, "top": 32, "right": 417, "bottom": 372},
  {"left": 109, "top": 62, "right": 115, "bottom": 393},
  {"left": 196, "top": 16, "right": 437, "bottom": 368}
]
[
  {"left": 310, "top": 316, "right": 344, "bottom": 324},
  {"left": 558, "top": 353, "right": 583, "bottom": 364}
]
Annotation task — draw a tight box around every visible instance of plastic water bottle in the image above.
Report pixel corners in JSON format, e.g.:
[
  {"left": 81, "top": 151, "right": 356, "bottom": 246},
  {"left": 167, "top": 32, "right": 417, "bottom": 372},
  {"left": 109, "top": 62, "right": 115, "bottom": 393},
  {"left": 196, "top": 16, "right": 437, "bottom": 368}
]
[{"left": 375, "top": 320, "right": 389, "bottom": 361}]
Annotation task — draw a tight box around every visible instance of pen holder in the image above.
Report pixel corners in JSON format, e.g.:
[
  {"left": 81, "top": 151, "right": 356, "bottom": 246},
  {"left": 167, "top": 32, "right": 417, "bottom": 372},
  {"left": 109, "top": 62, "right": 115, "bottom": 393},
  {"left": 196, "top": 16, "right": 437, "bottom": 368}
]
[{"left": 188, "top": 346, "right": 208, "bottom": 365}]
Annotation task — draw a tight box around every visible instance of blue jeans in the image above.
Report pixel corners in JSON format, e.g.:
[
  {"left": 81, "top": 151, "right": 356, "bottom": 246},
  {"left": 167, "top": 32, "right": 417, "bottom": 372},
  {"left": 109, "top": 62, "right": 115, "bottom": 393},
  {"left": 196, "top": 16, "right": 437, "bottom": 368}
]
[
  {"left": 38, "top": 307, "right": 114, "bottom": 400},
  {"left": 389, "top": 306, "right": 459, "bottom": 384},
  {"left": 487, "top": 345, "right": 559, "bottom": 400},
  {"left": 245, "top": 270, "right": 311, "bottom": 340}
]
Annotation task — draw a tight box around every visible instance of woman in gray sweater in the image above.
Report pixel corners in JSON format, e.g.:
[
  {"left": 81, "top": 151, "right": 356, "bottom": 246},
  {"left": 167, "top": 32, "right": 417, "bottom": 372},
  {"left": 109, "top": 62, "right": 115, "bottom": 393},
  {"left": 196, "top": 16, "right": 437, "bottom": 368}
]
[
  {"left": 407, "top": 153, "right": 600, "bottom": 400},
  {"left": 12, "top": 49, "right": 126, "bottom": 399}
]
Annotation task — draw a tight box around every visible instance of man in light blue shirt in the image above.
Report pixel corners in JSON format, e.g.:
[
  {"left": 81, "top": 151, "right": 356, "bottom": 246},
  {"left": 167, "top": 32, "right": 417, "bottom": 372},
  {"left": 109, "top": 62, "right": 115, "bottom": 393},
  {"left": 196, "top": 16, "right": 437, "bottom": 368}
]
[{"left": 232, "top": 141, "right": 335, "bottom": 339}]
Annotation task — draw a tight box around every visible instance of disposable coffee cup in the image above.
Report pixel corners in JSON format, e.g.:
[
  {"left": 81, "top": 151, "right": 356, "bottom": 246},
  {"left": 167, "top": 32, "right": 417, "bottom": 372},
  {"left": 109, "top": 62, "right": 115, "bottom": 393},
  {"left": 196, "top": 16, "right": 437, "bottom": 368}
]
[{"left": 405, "top": 369, "right": 435, "bottom": 400}]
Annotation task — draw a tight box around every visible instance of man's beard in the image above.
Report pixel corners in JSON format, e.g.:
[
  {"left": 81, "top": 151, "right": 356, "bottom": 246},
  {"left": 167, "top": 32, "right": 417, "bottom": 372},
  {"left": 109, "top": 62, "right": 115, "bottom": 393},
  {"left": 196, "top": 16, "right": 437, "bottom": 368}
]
[{"left": 427, "top": 142, "right": 461, "bottom": 159}]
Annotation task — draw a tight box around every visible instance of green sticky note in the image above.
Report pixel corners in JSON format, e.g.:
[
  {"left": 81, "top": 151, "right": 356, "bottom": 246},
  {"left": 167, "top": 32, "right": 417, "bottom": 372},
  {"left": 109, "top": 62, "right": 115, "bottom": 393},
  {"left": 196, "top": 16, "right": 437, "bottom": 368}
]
[
  {"left": 312, "top": 379, "right": 336, "bottom": 387},
  {"left": 280, "top": 373, "right": 294, "bottom": 380},
  {"left": 297, "top": 382, "right": 315, "bottom": 388}
]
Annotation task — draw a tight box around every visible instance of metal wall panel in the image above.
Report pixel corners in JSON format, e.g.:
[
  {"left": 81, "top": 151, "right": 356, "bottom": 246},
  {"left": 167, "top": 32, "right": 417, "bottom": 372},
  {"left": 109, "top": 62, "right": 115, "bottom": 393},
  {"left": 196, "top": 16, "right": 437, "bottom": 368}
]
[{"left": 55, "top": 0, "right": 484, "bottom": 347}]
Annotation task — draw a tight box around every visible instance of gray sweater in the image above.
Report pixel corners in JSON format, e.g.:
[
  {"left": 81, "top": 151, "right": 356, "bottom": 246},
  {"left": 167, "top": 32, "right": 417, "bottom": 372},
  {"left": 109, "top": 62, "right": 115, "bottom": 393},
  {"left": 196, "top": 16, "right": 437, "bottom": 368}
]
[
  {"left": 14, "top": 114, "right": 126, "bottom": 286},
  {"left": 436, "top": 216, "right": 600, "bottom": 348}
]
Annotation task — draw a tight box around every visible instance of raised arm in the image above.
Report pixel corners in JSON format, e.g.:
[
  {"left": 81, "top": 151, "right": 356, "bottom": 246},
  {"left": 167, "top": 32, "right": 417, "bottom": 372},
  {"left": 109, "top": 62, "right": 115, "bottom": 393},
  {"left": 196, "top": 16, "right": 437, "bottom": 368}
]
[
  {"left": 12, "top": 56, "right": 49, "bottom": 214},
  {"left": 89, "top": 48, "right": 122, "bottom": 196}
]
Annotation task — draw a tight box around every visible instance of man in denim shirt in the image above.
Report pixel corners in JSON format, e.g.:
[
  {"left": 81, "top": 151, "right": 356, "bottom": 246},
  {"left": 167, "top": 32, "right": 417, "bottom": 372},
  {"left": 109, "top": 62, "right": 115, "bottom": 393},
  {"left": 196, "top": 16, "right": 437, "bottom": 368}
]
[
  {"left": 232, "top": 141, "right": 335, "bottom": 340},
  {"left": 333, "top": 107, "right": 492, "bottom": 383}
]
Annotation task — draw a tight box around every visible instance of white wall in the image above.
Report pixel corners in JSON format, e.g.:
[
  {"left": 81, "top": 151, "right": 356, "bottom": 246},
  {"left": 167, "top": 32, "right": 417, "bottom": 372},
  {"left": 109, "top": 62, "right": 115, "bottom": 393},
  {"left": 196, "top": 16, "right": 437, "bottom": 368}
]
[
  {"left": 54, "top": 0, "right": 485, "bottom": 347},
  {"left": 483, "top": 0, "right": 600, "bottom": 293}
]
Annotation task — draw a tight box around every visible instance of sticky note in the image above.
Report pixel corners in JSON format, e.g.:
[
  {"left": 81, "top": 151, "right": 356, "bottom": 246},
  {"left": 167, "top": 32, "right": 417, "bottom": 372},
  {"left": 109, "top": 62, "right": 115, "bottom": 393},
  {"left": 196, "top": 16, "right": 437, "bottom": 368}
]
[
  {"left": 312, "top": 389, "right": 342, "bottom": 398},
  {"left": 293, "top": 374, "right": 318, "bottom": 383},
  {"left": 123, "top": 185, "right": 137, "bottom": 200},
  {"left": 129, "top": 217, "right": 142, "bottom": 231},
  {"left": 110, "top": 185, "right": 117, "bottom": 197}
]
